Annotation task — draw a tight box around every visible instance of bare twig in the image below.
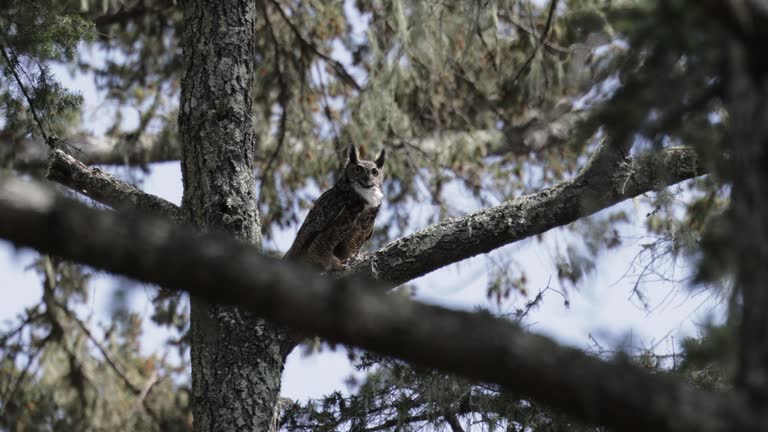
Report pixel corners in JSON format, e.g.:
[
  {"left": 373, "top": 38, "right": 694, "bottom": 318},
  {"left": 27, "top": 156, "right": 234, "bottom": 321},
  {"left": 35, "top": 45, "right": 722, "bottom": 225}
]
[
  {"left": 269, "top": 0, "right": 362, "bottom": 91},
  {"left": 1, "top": 344, "right": 43, "bottom": 409},
  {"left": 52, "top": 298, "right": 141, "bottom": 393},
  {"left": 0, "top": 303, "right": 42, "bottom": 346},
  {"left": 506, "top": 0, "right": 561, "bottom": 87},
  {"left": 497, "top": 10, "right": 570, "bottom": 54},
  {"left": 259, "top": 3, "right": 290, "bottom": 196},
  {"left": 51, "top": 297, "right": 162, "bottom": 423}
]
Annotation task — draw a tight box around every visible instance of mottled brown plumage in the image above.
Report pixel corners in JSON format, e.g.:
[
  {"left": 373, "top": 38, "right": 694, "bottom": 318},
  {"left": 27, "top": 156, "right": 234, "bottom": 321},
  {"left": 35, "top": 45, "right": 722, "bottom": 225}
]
[{"left": 284, "top": 145, "right": 385, "bottom": 270}]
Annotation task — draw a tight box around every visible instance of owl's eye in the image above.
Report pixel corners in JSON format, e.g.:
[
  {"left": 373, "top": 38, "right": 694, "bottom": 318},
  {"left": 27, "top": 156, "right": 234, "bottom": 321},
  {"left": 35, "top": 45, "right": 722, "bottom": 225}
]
[
  {"left": 371, "top": 168, "right": 379, "bottom": 176},
  {"left": 354, "top": 166, "right": 363, "bottom": 173}
]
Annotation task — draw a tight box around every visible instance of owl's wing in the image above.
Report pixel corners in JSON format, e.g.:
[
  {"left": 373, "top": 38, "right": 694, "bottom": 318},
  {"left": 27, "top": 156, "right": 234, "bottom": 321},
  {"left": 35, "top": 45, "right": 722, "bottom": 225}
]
[
  {"left": 357, "top": 209, "right": 378, "bottom": 252},
  {"left": 284, "top": 188, "right": 349, "bottom": 259},
  {"left": 362, "top": 209, "right": 378, "bottom": 243}
]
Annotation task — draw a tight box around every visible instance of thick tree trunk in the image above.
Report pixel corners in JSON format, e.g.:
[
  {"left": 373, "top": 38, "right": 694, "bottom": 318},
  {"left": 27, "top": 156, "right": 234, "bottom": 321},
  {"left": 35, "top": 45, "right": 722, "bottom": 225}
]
[{"left": 178, "top": 1, "right": 287, "bottom": 430}]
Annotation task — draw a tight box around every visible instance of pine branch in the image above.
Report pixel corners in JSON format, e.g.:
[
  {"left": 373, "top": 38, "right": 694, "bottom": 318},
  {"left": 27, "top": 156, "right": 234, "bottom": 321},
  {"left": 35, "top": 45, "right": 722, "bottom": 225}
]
[{"left": 0, "top": 34, "right": 48, "bottom": 141}]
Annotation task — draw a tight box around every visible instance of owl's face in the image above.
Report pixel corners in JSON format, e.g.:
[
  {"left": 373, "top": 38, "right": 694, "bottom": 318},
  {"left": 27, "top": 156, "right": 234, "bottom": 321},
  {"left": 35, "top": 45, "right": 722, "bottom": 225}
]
[{"left": 344, "top": 145, "right": 385, "bottom": 189}]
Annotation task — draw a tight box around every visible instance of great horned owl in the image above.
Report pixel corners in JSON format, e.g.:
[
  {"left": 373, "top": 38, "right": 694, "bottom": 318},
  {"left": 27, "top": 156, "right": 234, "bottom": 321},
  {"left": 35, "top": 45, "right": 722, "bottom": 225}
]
[{"left": 284, "top": 145, "right": 386, "bottom": 271}]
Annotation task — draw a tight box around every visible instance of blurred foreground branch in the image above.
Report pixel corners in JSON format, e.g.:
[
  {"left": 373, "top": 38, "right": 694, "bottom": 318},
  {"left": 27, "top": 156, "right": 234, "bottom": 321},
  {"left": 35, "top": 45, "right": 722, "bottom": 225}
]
[{"left": 0, "top": 175, "right": 751, "bottom": 432}]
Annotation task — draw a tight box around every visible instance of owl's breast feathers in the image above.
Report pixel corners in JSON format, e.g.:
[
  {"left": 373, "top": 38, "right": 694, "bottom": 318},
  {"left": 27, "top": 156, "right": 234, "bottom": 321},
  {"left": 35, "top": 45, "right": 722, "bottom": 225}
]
[{"left": 283, "top": 182, "right": 382, "bottom": 267}]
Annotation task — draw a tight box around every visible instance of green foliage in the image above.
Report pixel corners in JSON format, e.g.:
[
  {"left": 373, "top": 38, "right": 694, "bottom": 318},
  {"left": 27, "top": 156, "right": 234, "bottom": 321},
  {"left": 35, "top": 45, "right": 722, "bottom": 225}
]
[
  {"left": 0, "top": 2, "right": 93, "bottom": 61},
  {"left": 0, "top": 1, "right": 92, "bottom": 139}
]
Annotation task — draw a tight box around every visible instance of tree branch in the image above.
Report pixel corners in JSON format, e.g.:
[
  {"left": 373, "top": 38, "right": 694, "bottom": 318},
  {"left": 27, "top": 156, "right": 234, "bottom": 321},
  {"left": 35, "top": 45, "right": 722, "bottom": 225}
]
[
  {"left": 2, "top": 101, "right": 582, "bottom": 169},
  {"left": 50, "top": 296, "right": 163, "bottom": 424},
  {"left": 361, "top": 412, "right": 434, "bottom": 432},
  {"left": 0, "top": 175, "right": 752, "bottom": 432},
  {"left": 444, "top": 413, "right": 465, "bottom": 432},
  {"left": 2, "top": 132, "right": 181, "bottom": 170},
  {"left": 46, "top": 149, "right": 182, "bottom": 221},
  {"left": 506, "top": 0, "right": 560, "bottom": 87},
  {"left": 347, "top": 144, "right": 703, "bottom": 290},
  {"left": 268, "top": 0, "right": 362, "bottom": 91}
]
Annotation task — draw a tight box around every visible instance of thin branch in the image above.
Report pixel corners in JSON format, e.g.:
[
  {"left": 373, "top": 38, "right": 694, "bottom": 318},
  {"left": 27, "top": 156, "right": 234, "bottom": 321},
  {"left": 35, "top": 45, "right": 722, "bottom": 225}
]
[
  {"left": 41, "top": 256, "right": 90, "bottom": 410},
  {"left": 444, "top": 413, "right": 465, "bottom": 432},
  {"left": 4, "top": 132, "right": 181, "bottom": 170},
  {"left": 52, "top": 298, "right": 141, "bottom": 394},
  {"left": 0, "top": 175, "right": 752, "bottom": 432},
  {"left": 137, "top": 370, "right": 159, "bottom": 404},
  {"left": 46, "top": 148, "right": 182, "bottom": 221},
  {"left": 362, "top": 412, "right": 435, "bottom": 432},
  {"left": 51, "top": 297, "right": 162, "bottom": 423},
  {"left": 269, "top": 0, "right": 362, "bottom": 91},
  {"left": 0, "top": 33, "right": 48, "bottom": 141},
  {"left": 259, "top": 2, "right": 290, "bottom": 196},
  {"left": 1, "top": 343, "right": 42, "bottom": 410},
  {"left": 0, "top": 303, "right": 42, "bottom": 346},
  {"left": 506, "top": 0, "right": 561, "bottom": 87},
  {"left": 499, "top": 11, "right": 570, "bottom": 54}
]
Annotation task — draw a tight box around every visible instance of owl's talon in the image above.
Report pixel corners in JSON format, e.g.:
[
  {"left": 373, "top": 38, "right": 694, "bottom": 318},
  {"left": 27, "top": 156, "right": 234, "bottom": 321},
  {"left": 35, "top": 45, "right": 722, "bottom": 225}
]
[
  {"left": 322, "top": 257, "right": 349, "bottom": 272},
  {"left": 331, "top": 259, "right": 350, "bottom": 271}
]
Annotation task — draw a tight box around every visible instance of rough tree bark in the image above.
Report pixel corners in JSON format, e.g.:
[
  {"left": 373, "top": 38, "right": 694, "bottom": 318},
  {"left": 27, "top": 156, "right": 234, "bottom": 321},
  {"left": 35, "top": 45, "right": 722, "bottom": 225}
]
[
  {"left": 46, "top": 149, "right": 182, "bottom": 220},
  {"left": 177, "top": 1, "right": 287, "bottom": 430}
]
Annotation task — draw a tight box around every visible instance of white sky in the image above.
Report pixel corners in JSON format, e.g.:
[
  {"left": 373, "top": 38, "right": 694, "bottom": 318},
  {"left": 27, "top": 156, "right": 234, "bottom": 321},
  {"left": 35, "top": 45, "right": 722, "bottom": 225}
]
[{"left": 0, "top": 5, "right": 727, "bottom": 403}]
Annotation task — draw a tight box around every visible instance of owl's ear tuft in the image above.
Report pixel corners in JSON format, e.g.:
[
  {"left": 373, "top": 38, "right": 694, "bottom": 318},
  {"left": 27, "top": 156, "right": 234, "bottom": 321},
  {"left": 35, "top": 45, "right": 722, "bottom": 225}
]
[
  {"left": 375, "top": 148, "right": 386, "bottom": 168},
  {"left": 348, "top": 145, "right": 359, "bottom": 164}
]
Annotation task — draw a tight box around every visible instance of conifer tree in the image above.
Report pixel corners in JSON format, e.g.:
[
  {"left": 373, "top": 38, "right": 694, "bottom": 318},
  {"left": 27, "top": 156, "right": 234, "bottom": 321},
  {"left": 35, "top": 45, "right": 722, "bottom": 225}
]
[{"left": 1, "top": 1, "right": 762, "bottom": 431}]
